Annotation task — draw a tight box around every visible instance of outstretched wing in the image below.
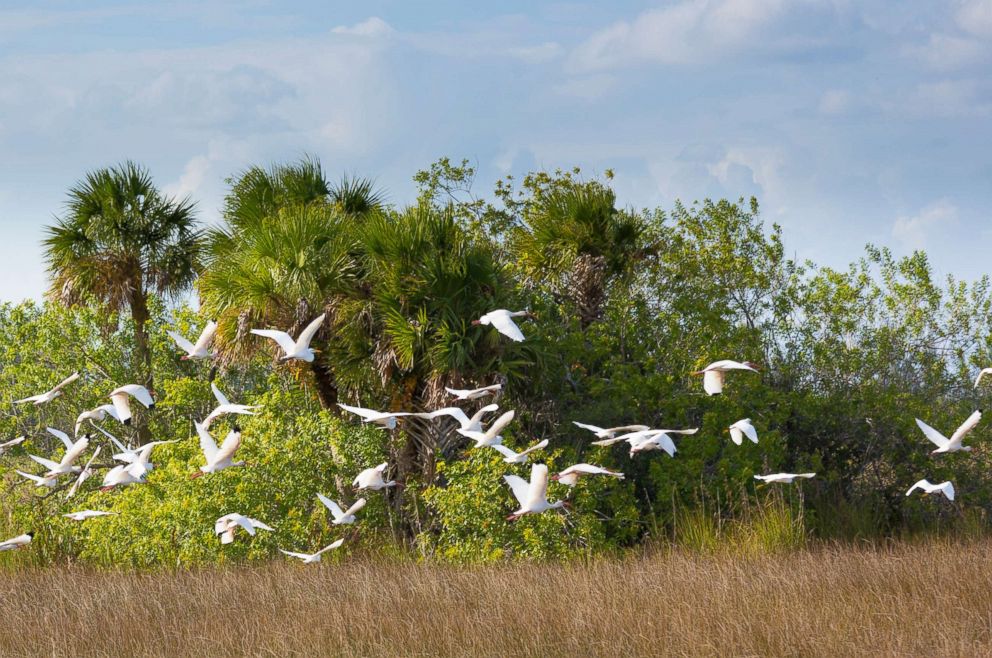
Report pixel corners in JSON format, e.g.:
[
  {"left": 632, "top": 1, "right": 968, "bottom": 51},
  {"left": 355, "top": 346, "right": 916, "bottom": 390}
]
[
  {"left": 503, "top": 474, "right": 530, "bottom": 507},
  {"left": 572, "top": 421, "right": 605, "bottom": 434},
  {"left": 192, "top": 321, "right": 218, "bottom": 353},
  {"left": 948, "top": 410, "right": 982, "bottom": 448},
  {"left": 317, "top": 492, "right": 344, "bottom": 518},
  {"left": 915, "top": 418, "right": 949, "bottom": 449},
  {"left": 279, "top": 549, "right": 311, "bottom": 560},
  {"left": 294, "top": 313, "right": 327, "bottom": 351},
  {"left": 905, "top": 479, "right": 929, "bottom": 496},
  {"left": 52, "top": 372, "right": 80, "bottom": 393},
  {"left": 47, "top": 427, "right": 74, "bottom": 450},
  {"left": 195, "top": 422, "right": 218, "bottom": 463},
  {"left": 28, "top": 454, "right": 60, "bottom": 471},
  {"left": 488, "top": 312, "right": 525, "bottom": 341},
  {"left": 167, "top": 330, "right": 196, "bottom": 354},
  {"left": 341, "top": 498, "right": 366, "bottom": 518},
  {"left": 314, "top": 539, "right": 345, "bottom": 556},
  {"left": 526, "top": 464, "right": 550, "bottom": 508},
  {"left": 211, "top": 382, "right": 231, "bottom": 407},
  {"left": 250, "top": 329, "right": 297, "bottom": 355},
  {"left": 490, "top": 444, "right": 520, "bottom": 460}
]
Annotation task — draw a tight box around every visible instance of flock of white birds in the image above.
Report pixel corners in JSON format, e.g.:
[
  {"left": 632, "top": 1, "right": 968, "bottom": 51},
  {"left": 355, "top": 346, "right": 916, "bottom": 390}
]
[{"left": 0, "top": 308, "right": 980, "bottom": 556}]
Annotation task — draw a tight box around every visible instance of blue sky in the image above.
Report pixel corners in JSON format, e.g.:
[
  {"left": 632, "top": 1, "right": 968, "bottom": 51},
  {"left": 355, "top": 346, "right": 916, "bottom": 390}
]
[{"left": 1, "top": 0, "right": 990, "bottom": 301}]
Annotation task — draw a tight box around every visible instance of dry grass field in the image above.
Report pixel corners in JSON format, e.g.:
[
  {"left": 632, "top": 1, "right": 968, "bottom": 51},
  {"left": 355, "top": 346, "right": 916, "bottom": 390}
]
[{"left": 2, "top": 540, "right": 991, "bottom": 657}]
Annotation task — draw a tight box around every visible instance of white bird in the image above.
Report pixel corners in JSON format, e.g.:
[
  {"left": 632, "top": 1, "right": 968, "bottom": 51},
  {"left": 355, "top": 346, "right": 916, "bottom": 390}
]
[
  {"left": 457, "top": 409, "right": 516, "bottom": 447},
  {"left": 573, "top": 422, "right": 651, "bottom": 440},
  {"left": 491, "top": 438, "right": 549, "bottom": 464},
  {"left": 628, "top": 432, "right": 679, "bottom": 457},
  {"left": 353, "top": 463, "right": 397, "bottom": 491},
  {"left": 472, "top": 309, "right": 533, "bottom": 342},
  {"left": 203, "top": 383, "right": 260, "bottom": 429},
  {"left": 592, "top": 427, "right": 698, "bottom": 448},
  {"left": 0, "top": 533, "right": 33, "bottom": 551},
  {"left": 192, "top": 422, "right": 244, "bottom": 478},
  {"left": 413, "top": 404, "right": 498, "bottom": 433},
  {"left": 975, "top": 368, "right": 992, "bottom": 388},
  {"left": 28, "top": 433, "right": 89, "bottom": 477},
  {"left": 504, "top": 464, "right": 567, "bottom": 521},
  {"left": 754, "top": 472, "right": 816, "bottom": 484},
  {"left": 728, "top": 418, "right": 759, "bottom": 445},
  {"left": 250, "top": 313, "right": 326, "bottom": 362},
  {"left": 15, "top": 470, "right": 58, "bottom": 489},
  {"left": 337, "top": 403, "right": 411, "bottom": 429},
  {"left": 0, "top": 436, "right": 25, "bottom": 453},
  {"left": 63, "top": 510, "right": 117, "bottom": 521},
  {"left": 215, "top": 513, "right": 273, "bottom": 545},
  {"left": 445, "top": 384, "right": 502, "bottom": 400},
  {"left": 167, "top": 320, "right": 217, "bottom": 360},
  {"left": 100, "top": 460, "right": 151, "bottom": 491},
  {"left": 67, "top": 446, "right": 102, "bottom": 498},
  {"left": 279, "top": 539, "right": 345, "bottom": 564},
  {"left": 75, "top": 404, "right": 120, "bottom": 435},
  {"left": 90, "top": 423, "right": 176, "bottom": 467},
  {"left": 109, "top": 384, "right": 156, "bottom": 426},
  {"left": 906, "top": 479, "right": 955, "bottom": 501},
  {"left": 13, "top": 372, "right": 80, "bottom": 405},
  {"left": 691, "top": 360, "right": 760, "bottom": 396},
  {"left": 916, "top": 410, "right": 982, "bottom": 454},
  {"left": 551, "top": 463, "right": 625, "bottom": 487},
  {"left": 317, "top": 494, "right": 366, "bottom": 525}
]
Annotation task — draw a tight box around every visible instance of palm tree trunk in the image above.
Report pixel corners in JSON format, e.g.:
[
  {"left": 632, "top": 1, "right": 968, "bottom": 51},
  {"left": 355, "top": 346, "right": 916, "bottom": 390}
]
[{"left": 309, "top": 359, "right": 348, "bottom": 497}]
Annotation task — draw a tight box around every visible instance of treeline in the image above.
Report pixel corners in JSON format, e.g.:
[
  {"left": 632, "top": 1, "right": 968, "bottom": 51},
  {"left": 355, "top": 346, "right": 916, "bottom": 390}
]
[{"left": 1, "top": 157, "right": 989, "bottom": 566}]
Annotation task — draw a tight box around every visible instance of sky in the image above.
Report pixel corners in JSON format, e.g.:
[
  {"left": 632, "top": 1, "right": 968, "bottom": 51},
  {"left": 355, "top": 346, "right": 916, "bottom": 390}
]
[{"left": 0, "top": 0, "right": 990, "bottom": 301}]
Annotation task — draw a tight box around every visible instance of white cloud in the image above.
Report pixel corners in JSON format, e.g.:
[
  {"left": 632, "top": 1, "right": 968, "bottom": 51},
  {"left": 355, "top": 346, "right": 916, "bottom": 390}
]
[
  {"left": 331, "top": 17, "right": 394, "bottom": 37},
  {"left": 568, "top": 0, "right": 800, "bottom": 71},
  {"left": 907, "top": 79, "right": 992, "bottom": 117},
  {"left": 957, "top": 0, "right": 992, "bottom": 38},
  {"left": 818, "top": 89, "right": 851, "bottom": 115},
  {"left": 551, "top": 74, "right": 616, "bottom": 100},
  {"left": 506, "top": 41, "right": 563, "bottom": 63},
  {"left": 910, "top": 33, "right": 987, "bottom": 71},
  {"left": 892, "top": 199, "right": 958, "bottom": 250}
]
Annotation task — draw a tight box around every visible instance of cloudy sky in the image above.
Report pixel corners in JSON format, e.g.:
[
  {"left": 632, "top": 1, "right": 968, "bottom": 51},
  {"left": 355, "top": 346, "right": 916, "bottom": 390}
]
[{"left": 1, "top": 0, "right": 990, "bottom": 301}]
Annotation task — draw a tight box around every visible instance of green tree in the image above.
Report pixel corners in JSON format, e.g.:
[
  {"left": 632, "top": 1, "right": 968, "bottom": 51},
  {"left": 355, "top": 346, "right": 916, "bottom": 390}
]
[{"left": 42, "top": 161, "right": 202, "bottom": 391}]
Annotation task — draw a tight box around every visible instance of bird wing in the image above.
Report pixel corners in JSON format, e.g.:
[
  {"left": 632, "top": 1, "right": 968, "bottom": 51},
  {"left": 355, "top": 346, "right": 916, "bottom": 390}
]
[
  {"left": 211, "top": 382, "right": 231, "bottom": 407},
  {"left": 702, "top": 370, "right": 724, "bottom": 395},
  {"left": 314, "top": 539, "right": 345, "bottom": 555},
  {"left": 192, "top": 321, "right": 218, "bottom": 353},
  {"left": 572, "top": 421, "right": 605, "bottom": 434},
  {"left": 486, "top": 409, "right": 516, "bottom": 439},
  {"left": 342, "top": 498, "right": 366, "bottom": 518},
  {"left": 248, "top": 518, "right": 274, "bottom": 532},
  {"left": 590, "top": 436, "right": 629, "bottom": 447},
  {"left": 915, "top": 418, "right": 949, "bottom": 449},
  {"left": 797, "top": 473, "right": 816, "bottom": 479},
  {"left": 976, "top": 369, "right": 992, "bottom": 388},
  {"left": 729, "top": 427, "right": 744, "bottom": 445},
  {"left": 60, "top": 437, "right": 90, "bottom": 467},
  {"left": 561, "top": 463, "right": 609, "bottom": 476},
  {"left": 503, "top": 474, "right": 530, "bottom": 507},
  {"left": 417, "top": 407, "right": 470, "bottom": 426},
  {"left": 526, "top": 464, "right": 550, "bottom": 508},
  {"left": 167, "top": 330, "right": 197, "bottom": 354},
  {"left": 654, "top": 433, "right": 677, "bottom": 456},
  {"left": 119, "top": 385, "right": 154, "bottom": 408},
  {"left": 337, "top": 403, "right": 376, "bottom": 421},
  {"left": 205, "top": 404, "right": 256, "bottom": 427},
  {"left": 948, "top": 410, "right": 982, "bottom": 448},
  {"left": 294, "top": 313, "right": 326, "bottom": 351},
  {"left": 519, "top": 439, "right": 549, "bottom": 457},
  {"left": 251, "top": 329, "right": 297, "bottom": 355},
  {"left": 195, "top": 422, "right": 218, "bottom": 463},
  {"left": 941, "top": 482, "right": 955, "bottom": 501},
  {"left": 317, "top": 493, "right": 345, "bottom": 518},
  {"left": 12, "top": 394, "right": 44, "bottom": 404},
  {"left": 0, "top": 436, "right": 24, "bottom": 449},
  {"left": 906, "top": 479, "right": 929, "bottom": 496},
  {"left": 52, "top": 372, "right": 80, "bottom": 393},
  {"left": 28, "top": 454, "right": 60, "bottom": 470},
  {"left": 109, "top": 391, "right": 132, "bottom": 423},
  {"left": 68, "top": 447, "right": 101, "bottom": 498},
  {"left": 490, "top": 444, "right": 520, "bottom": 460},
  {"left": 15, "top": 470, "right": 45, "bottom": 484},
  {"left": 47, "top": 427, "right": 74, "bottom": 450},
  {"left": 487, "top": 312, "right": 525, "bottom": 341},
  {"left": 444, "top": 387, "right": 470, "bottom": 398},
  {"left": 234, "top": 515, "right": 258, "bottom": 535},
  {"left": 738, "top": 421, "right": 758, "bottom": 443},
  {"left": 279, "top": 549, "right": 312, "bottom": 560},
  {"left": 213, "top": 430, "right": 241, "bottom": 464}
]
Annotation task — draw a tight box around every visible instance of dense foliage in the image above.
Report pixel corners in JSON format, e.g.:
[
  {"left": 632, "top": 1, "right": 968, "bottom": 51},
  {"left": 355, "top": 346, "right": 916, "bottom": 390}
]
[{"left": 1, "top": 157, "right": 989, "bottom": 566}]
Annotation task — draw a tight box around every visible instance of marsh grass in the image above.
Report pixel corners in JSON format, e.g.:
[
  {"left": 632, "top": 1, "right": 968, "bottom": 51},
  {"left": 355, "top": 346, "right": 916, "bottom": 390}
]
[{"left": 1, "top": 539, "right": 992, "bottom": 657}]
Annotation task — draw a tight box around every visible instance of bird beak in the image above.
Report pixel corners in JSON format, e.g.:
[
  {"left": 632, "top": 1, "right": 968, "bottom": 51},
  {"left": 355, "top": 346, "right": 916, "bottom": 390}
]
[
  {"left": 550, "top": 474, "right": 560, "bottom": 481},
  {"left": 471, "top": 320, "right": 481, "bottom": 326}
]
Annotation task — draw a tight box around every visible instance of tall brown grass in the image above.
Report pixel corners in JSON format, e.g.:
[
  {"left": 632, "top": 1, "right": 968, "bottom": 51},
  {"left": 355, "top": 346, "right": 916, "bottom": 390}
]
[{"left": 1, "top": 540, "right": 991, "bottom": 657}]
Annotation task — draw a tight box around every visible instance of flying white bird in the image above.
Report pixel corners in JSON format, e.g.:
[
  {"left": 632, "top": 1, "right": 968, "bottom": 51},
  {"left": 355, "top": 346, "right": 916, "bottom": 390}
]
[
  {"left": 75, "top": 404, "right": 120, "bottom": 435},
  {"left": 691, "top": 360, "right": 760, "bottom": 396},
  {"left": 573, "top": 422, "right": 651, "bottom": 440},
  {"left": 14, "top": 372, "right": 80, "bottom": 405},
  {"left": 592, "top": 427, "right": 698, "bottom": 448},
  {"left": 167, "top": 320, "right": 217, "bottom": 360},
  {"left": 63, "top": 510, "right": 117, "bottom": 521},
  {"left": 906, "top": 479, "right": 955, "bottom": 501},
  {"left": 250, "top": 313, "right": 326, "bottom": 362},
  {"left": 215, "top": 513, "right": 273, "bottom": 544},
  {"left": 0, "top": 533, "right": 33, "bottom": 551},
  {"left": 353, "top": 463, "right": 397, "bottom": 491},
  {"left": 728, "top": 418, "right": 759, "bottom": 445},
  {"left": 90, "top": 423, "right": 176, "bottom": 467},
  {"left": 279, "top": 539, "right": 345, "bottom": 564},
  {"left": 472, "top": 309, "right": 534, "bottom": 342},
  {"left": 754, "top": 472, "right": 816, "bottom": 484},
  {"left": 975, "top": 368, "right": 992, "bottom": 388},
  {"left": 100, "top": 443, "right": 158, "bottom": 491},
  {"left": 457, "top": 409, "right": 516, "bottom": 448},
  {"left": 67, "top": 446, "right": 102, "bottom": 498},
  {"left": 412, "top": 404, "right": 498, "bottom": 433},
  {"left": 337, "top": 403, "right": 411, "bottom": 429},
  {"left": 203, "top": 383, "right": 260, "bottom": 429},
  {"left": 15, "top": 470, "right": 58, "bottom": 489},
  {"left": 192, "top": 422, "right": 244, "bottom": 478},
  {"left": 0, "top": 436, "right": 25, "bottom": 453},
  {"left": 916, "top": 410, "right": 982, "bottom": 454},
  {"left": 628, "top": 432, "right": 679, "bottom": 457},
  {"left": 109, "top": 384, "right": 155, "bottom": 425},
  {"left": 445, "top": 384, "right": 502, "bottom": 400},
  {"left": 28, "top": 434, "right": 89, "bottom": 477},
  {"left": 551, "top": 463, "right": 625, "bottom": 487},
  {"left": 317, "top": 494, "right": 366, "bottom": 525},
  {"left": 490, "top": 438, "right": 549, "bottom": 464},
  {"left": 504, "top": 464, "right": 567, "bottom": 521}
]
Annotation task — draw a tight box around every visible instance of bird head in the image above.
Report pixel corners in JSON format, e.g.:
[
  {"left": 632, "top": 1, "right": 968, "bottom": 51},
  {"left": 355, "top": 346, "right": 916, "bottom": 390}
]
[
  {"left": 26, "top": 531, "right": 34, "bottom": 538},
  {"left": 180, "top": 355, "right": 189, "bottom": 361},
  {"left": 549, "top": 474, "right": 560, "bottom": 482},
  {"left": 744, "top": 362, "right": 762, "bottom": 371}
]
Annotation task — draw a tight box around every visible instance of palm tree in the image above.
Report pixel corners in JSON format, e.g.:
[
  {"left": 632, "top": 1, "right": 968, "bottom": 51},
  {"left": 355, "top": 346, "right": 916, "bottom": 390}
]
[
  {"left": 43, "top": 161, "right": 202, "bottom": 390},
  {"left": 514, "top": 180, "right": 651, "bottom": 328}
]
